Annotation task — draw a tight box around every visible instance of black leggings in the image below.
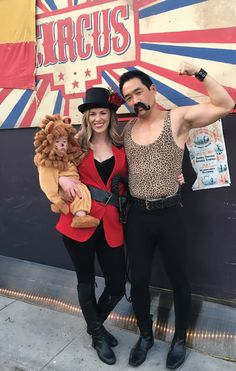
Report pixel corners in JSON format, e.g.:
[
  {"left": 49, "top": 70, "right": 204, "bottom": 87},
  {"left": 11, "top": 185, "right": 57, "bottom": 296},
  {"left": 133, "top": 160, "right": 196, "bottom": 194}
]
[
  {"left": 126, "top": 204, "right": 191, "bottom": 333},
  {"left": 62, "top": 223, "right": 126, "bottom": 297}
]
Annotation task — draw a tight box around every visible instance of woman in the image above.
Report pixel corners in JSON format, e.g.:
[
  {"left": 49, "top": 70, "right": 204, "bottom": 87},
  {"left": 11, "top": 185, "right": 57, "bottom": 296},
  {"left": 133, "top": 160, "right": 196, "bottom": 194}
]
[{"left": 57, "top": 87, "right": 127, "bottom": 365}]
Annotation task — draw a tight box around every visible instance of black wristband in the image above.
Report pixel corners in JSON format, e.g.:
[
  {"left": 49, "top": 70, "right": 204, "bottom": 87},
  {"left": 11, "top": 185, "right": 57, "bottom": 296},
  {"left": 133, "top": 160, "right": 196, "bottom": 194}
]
[{"left": 195, "top": 68, "right": 207, "bottom": 81}]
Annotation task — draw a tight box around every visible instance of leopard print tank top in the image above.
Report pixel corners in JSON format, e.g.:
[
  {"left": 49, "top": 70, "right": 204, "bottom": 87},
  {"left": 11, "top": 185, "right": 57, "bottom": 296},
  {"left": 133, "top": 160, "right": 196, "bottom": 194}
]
[{"left": 124, "top": 111, "right": 184, "bottom": 199}]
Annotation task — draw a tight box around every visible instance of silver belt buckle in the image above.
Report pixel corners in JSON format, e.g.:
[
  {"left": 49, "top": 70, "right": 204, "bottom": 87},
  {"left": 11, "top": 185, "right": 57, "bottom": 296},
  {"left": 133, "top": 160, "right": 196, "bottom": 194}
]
[{"left": 145, "top": 199, "right": 151, "bottom": 210}]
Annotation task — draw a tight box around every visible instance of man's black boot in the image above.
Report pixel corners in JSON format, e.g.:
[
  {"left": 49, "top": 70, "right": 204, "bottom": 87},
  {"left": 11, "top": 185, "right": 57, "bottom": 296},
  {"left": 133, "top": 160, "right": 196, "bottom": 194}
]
[
  {"left": 128, "top": 319, "right": 154, "bottom": 367},
  {"left": 77, "top": 283, "right": 116, "bottom": 365},
  {"left": 166, "top": 333, "right": 186, "bottom": 370}
]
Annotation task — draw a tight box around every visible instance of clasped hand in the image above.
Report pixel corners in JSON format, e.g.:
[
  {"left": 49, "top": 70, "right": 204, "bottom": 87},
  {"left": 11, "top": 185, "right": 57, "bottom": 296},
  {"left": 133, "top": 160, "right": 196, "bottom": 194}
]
[{"left": 59, "top": 176, "right": 82, "bottom": 202}]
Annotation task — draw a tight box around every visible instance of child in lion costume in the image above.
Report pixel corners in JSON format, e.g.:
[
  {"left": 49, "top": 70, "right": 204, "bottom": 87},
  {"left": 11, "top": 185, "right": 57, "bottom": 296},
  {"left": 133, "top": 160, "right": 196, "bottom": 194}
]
[{"left": 34, "top": 114, "right": 99, "bottom": 228}]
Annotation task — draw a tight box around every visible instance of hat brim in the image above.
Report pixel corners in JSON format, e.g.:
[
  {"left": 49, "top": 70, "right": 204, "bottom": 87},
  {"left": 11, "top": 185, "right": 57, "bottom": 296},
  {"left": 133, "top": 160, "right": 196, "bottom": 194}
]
[{"left": 78, "top": 102, "right": 118, "bottom": 114}]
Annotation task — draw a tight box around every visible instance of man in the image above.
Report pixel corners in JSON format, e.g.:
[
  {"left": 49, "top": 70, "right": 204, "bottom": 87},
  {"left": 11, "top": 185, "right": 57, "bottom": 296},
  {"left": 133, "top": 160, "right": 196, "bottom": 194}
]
[{"left": 119, "top": 61, "right": 234, "bottom": 369}]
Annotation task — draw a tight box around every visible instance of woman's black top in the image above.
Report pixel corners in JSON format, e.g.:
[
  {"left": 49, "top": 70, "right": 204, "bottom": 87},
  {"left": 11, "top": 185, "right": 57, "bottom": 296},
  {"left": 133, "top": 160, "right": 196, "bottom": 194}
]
[{"left": 94, "top": 156, "right": 115, "bottom": 185}]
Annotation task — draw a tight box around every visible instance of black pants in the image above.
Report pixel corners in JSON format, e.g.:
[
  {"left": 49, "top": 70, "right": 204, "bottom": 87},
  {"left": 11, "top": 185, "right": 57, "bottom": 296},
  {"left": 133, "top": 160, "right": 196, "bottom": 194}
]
[
  {"left": 126, "top": 204, "right": 191, "bottom": 334},
  {"left": 62, "top": 223, "right": 126, "bottom": 297}
]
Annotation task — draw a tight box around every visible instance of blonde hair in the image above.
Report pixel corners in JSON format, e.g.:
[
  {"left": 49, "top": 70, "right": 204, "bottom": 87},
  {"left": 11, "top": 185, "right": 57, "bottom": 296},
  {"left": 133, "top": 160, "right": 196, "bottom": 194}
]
[{"left": 79, "top": 109, "right": 123, "bottom": 155}]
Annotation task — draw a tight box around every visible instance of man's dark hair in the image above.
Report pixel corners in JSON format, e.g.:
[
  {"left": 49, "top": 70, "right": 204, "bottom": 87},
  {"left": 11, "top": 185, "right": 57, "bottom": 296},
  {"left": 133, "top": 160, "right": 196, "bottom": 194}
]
[{"left": 119, "top": 69, "right": 153, "bottom": 96}]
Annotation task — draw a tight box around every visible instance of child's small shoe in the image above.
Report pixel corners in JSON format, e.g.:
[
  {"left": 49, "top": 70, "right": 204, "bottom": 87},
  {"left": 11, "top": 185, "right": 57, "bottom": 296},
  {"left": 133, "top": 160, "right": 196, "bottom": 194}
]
[{"left": 71, "top": 215, "right": 100, "bottom": 228}]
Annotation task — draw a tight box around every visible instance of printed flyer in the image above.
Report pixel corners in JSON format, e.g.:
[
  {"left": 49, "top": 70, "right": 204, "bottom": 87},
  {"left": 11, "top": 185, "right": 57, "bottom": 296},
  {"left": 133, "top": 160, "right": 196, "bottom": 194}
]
[{"left": 186, "top": 120, "right": 231, "bottom": 191}]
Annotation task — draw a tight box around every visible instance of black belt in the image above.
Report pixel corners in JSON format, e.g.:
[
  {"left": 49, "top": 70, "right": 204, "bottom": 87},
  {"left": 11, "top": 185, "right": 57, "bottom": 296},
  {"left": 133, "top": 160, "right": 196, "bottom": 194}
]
[
  {"left": 130, "top": 191, "right": 181, "bottom": 211},
  {"left": 88, "top": 185, "right": 120, "bottom": 207}
]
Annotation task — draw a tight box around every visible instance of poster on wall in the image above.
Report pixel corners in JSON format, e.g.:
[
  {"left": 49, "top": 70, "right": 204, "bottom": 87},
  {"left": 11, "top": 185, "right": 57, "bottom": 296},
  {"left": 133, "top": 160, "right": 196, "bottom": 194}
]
[
  {"left": 186, "top": 119, "right": 231, "bottom": 191},
  {"left": 0, "top": 0, "right": 235, "bottom": 129}
]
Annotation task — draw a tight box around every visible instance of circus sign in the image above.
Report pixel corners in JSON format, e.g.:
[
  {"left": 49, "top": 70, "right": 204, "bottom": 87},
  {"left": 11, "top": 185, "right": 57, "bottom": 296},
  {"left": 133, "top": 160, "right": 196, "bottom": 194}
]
[
  {"left": 36, "top": 0, "right": 137, "bottom": 96},
  {"left": 0, "top": 0, "right": 235, "bottom": 129}
]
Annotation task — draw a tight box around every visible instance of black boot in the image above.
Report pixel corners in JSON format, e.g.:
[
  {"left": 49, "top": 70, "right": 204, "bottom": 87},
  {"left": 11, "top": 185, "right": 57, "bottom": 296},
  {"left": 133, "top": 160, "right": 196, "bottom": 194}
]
[
  {"left": 166, "top": 332, "right": 186, "bottom": 370},
  {"left": 96, "top": 290, "right": 123, "bottom": 347},
  {"left": 91, "top": 329, "right": 116, "bottom": 365},
  {"left": 77, "top": 283, "right": 116, "bottom": 365},
  {"left": 85, "top": 287, "right": 123, "bottom": 347},
  {"left": 87, "top": 323, "right": 118, "bottom": 347},
  {"left": 128, "top": 318, "right": 154, "bottom": 367}
]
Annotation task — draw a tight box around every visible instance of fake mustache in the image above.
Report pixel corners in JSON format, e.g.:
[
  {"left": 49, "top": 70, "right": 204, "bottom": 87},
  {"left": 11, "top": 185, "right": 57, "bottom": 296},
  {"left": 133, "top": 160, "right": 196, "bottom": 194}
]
[{"left": 134, "top": 102, "right": 151, "bottom": 115}]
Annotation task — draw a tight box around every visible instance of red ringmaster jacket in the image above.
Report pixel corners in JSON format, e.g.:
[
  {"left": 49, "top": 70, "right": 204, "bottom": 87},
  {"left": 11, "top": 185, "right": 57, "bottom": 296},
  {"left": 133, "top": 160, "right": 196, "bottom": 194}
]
[{"left": 56, "top": 145, "right": 127, "bottom": 247}]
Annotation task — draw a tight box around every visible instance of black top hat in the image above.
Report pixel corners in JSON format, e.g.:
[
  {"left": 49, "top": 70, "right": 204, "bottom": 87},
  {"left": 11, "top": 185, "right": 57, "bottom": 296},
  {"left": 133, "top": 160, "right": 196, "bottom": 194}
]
[{"left": 78, "top": 87, "right": 119, "bottom": 114}]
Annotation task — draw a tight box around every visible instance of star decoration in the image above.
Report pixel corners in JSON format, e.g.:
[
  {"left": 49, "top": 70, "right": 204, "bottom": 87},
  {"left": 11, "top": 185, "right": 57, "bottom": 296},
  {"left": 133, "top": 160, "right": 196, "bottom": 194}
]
[
  {"left": 58, "top": 72, "right": 64, "bottom": 80},
  {"left": 72, "top": 80, "right": 79, "bottom": 89},
  {"left": 85, "top": 68, "right": 91, "bottom": 77}
]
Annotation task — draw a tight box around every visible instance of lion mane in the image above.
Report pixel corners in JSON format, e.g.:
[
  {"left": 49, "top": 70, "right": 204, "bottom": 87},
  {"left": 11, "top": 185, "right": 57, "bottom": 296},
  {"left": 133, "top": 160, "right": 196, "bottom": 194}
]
[{"left": 34, "top": 114, "right": 82, "bottom": 171}]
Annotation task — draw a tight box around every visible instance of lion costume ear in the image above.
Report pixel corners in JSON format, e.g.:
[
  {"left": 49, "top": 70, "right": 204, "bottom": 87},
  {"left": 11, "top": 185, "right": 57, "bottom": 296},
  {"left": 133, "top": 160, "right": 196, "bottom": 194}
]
[
  {"left": 62, "top": 116, "right": 71, "bottom": 125},
  {"left": 45, "top": 121, "right": 55, "bottom": 134}
]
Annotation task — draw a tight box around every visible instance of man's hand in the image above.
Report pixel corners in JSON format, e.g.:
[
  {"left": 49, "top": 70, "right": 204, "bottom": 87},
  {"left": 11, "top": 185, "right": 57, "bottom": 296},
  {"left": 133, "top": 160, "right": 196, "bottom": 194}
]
[
  {"left": 178, "top": 61, "right": 199, "bottom": 77},
  {"left": 59, "top": 176, "right": 82, "bottom": 202},
  {"left": 177, "top": 173, "right": 185, "bottom": 186}
]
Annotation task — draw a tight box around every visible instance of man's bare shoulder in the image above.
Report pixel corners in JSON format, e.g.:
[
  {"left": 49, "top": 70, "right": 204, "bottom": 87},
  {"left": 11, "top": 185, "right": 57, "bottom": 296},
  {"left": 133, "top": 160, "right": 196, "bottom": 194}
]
[
  {"left": 170, "top": 106, "right": 188, "bottom": 116},
  {"left": 170, "top": 106, "right": 194, "bottom": 138},
  {"left": 169, "top": 106, "right": 190, "bottom": 124},
  {"left": 126, "top": 117, "right": 137, "bottom": 125},
  {"left": 121, "top": 117, "right": 136, "bottom": 137}
]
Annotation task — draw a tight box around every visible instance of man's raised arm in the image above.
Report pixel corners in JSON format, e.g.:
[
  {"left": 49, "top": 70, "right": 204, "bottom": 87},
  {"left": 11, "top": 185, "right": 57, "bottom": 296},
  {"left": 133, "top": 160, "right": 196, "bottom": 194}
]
[{"left": 177, "top": 61, "right": 235, "bottom": 129}]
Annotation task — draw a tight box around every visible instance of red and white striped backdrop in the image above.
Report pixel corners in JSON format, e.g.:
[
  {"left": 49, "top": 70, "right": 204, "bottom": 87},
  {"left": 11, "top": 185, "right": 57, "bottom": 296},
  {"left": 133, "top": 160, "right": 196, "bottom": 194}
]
[{"left": 0, "top": 0, "right": 235, "bottom": 128}]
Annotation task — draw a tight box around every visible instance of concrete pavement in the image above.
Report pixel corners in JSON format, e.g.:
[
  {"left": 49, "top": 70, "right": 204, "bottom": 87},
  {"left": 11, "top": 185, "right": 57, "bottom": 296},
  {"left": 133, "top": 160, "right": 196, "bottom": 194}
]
[{"left": 0, "top": 294, "right": 235, "bottom": 371}]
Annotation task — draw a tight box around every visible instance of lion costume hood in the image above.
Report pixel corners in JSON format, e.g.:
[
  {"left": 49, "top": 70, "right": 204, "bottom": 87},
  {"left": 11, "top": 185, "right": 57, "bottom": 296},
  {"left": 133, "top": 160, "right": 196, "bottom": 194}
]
[{"left": 34, "top": 114, "right": 81, "bottom": 172}]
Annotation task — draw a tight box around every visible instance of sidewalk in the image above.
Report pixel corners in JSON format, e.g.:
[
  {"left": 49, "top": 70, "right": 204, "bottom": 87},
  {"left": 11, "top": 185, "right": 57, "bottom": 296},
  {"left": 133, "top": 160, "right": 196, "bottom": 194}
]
[{"left": 0, "top": 294, "right": 235, "bottom": 371}]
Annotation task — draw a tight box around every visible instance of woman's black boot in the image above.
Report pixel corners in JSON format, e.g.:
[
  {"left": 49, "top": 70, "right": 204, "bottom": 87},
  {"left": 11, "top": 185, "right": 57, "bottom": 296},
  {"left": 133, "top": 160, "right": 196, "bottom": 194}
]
[
  {"left": 128, "top": 317, "right": 154, "bottom": 367},
  {"left": 166, "top": 331, "right": 186, "bottom": 369},
  {"left": 97, "top": 289, "right": 123, "bottom": 347},
  {"left": 77, "top": 282, "right": 116, "bottom": 365},
  {"left": 91, "top": 327, "right": 116, "bottom": 365}
]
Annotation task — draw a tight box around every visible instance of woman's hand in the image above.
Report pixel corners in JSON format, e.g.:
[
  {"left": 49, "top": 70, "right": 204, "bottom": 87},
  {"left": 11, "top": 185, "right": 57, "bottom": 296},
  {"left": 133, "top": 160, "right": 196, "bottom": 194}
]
[
  {"left": 59, "top": 176, "right": 82, "bottom": 201},
  {"left": 177, "top": 173, "right": 185, "bottom": 185}
]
